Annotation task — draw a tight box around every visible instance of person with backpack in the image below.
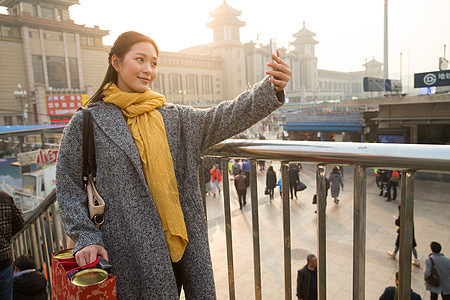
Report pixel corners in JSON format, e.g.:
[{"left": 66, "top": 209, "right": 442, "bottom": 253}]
[
  {"left": 234, "top": 170, "right": 248, "bottom": 209},
  {"left": 424, "top": 241, "right": 450, "bottom": 300},
  {"left": 387, "top": 170, "right": 400, "bottom": 201}
]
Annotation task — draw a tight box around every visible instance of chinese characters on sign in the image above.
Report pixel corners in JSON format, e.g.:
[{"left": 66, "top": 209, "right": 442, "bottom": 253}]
[
  {"left": 45, "top": 94, "right": 89, "bottom": 116},
  {"left": 414, "top": 71, "right": 450, "bottom": 88}
]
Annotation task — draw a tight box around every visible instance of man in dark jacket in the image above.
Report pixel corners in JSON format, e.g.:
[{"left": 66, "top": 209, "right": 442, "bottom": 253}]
[
  {"left": 289, "top": 163, "right": 300, "bottom": 200},
  {"left": 296, "top": 254, "right": 317, "bottom": 300},
  {"left": 0, "top": 191, "right": 25, "bottom": 299},
  {"left": 379, "top": 271, "right": 421, "bottom": 300},
  {"left": 13, "top": 254, "right": 48, "bottom": 300},
  {"left": 234, "top": 170, "right": 248, "bottom": 210}
]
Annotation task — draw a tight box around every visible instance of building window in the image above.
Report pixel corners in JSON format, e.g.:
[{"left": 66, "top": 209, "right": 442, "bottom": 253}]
[
  {"left": 152, "top": 74, "right": 165, "bottom": 94},
  {"left": 1, "top": 26, "right": 12, "bottom": 37},
  {"left": 69, "top": 58, "right": 80, "bottom": 89},
  {"left": 87, "top": 37, "right": 94, "bottom": 46},
  {"left": 56, "top": 9, "right": 62, "bottom": 21},
  {"left": 47, "top": 56, "right": 67, "bottom": 88},
  {"left": 80, "top": 36, "right": 87, "bottom": 45},
  {"left": 41, "top": 7, "right": 54, "bottom": 20},
  {"left": 32, "top": 55, "right": 45, "bottom": 84},
  {"left": 169, "top": 74, "right": 182, "bottom": 95},
  {"left": 4, "top": 116, "right": 12, "bottom": 126},
  {"left": 186, "top": 74, "right": 198, "bottom": 95},
  {"left": 44, "top": 30, "right": 63, "bottom": 41},
  {"left": 202, "top": 75, "right": 213, "bottom": 95}
]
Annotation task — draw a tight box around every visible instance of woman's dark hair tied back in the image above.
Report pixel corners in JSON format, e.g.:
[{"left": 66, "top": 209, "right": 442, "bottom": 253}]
[{"left": 87, "top": 31, "right": 159, "bottom": 105}]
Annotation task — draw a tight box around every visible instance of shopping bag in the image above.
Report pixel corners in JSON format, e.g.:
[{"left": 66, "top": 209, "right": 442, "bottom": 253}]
[
  {"left": 52, "top": 249, "right": 116, "bottom": 300},
  {"left": 295, "top": 181, "right": 307, "bottom": 192}
]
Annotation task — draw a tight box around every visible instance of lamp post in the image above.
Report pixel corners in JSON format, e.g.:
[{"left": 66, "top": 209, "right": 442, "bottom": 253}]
[{"left": 14, "top": 84, "right": 28, "bottom": 125}]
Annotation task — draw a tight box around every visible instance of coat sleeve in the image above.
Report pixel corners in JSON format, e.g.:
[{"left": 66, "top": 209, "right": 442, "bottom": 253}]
[
  {"left": 296, "top": 270, "right": 304, "bottom": 298},
  {"left": 11, "top": 201, "right": 25, "bottom": 236},
  {"left": 423, "top": 257, "right": 431, "bottom": 279},
  {"left": 56, "top": 110, "right": 104, "bottom": 255},
  {"left": 176, "top": 76, "right": 284, "bottom": 154}
]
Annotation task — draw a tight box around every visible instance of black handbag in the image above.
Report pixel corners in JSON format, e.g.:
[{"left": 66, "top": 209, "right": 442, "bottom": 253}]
[
  {"left": 264, "top": 187, "right": 270, "bottom": 195},
  {"left": 426, "top": 257, "right": 440, "bottom": 287},
  {"left": 295, "top": 181, "right": 307, "bottom": 192}
]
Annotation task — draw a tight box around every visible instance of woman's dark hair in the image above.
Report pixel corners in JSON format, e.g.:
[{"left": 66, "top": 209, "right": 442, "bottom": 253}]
[
  {"left": 268, "top": 166, "right": 274, "bottom": 172},
  {"left": 13, "top": 254, "right": 36, "bottom": 271},
  {"left": 332, "top": 166, "right": 339, "bottom": 172},
  {"left": 88, "top": 31, "right": 159, "bottom": 104}
]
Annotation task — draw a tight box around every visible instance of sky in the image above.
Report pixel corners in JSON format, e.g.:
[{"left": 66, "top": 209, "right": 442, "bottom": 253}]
[{"left": 3, "top": 0, "right": 450, "bottom": 90}]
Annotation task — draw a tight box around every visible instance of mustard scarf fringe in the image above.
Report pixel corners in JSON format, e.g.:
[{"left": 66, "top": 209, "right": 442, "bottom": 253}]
[{"left": 103, "top": 83, "right": 188, "bottom": 262}]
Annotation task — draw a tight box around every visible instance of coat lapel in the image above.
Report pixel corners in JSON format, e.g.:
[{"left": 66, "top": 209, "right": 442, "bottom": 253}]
[{"left": 89, "top": 102, "right": 148, "bottom": 187}]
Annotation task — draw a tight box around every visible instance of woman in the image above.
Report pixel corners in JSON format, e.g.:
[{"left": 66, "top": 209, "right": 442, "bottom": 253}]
[
  {"left": 56, "top": 31, "right": 291, "bottom": 299},
  {"left": 210, "top": 164, "right": 222, "bottom": 197},
  {"left": 328, "top": 166, "right": 343, "bottom": 204},
  {"left": 265, "top": 166, "right": 277, "bottom": 201}
]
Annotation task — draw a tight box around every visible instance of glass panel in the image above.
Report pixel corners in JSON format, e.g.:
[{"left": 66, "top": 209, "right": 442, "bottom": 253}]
[
  {"left": 69, "top": 58, "right": 79, "bottom": 89},
  {"left": 46, "top": 56, "right": 67, "bottom": 88}
]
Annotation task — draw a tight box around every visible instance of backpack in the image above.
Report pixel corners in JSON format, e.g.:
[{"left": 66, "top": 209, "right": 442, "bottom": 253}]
[
  {"left": 390, "top": 170, "right": 400, "bottom": 183},
  {"left": 426, "top": 257, "right": 440, "bottom": 287}
]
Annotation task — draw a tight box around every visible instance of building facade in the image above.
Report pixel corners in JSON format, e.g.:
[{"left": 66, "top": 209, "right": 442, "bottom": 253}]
[{"left": 0, "top": 0, "right": 383, "bottom": 126}]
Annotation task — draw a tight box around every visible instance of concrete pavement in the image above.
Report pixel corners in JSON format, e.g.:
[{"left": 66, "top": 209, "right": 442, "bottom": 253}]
[{"left": 204, "top": 162, "right": 450, "bottom": 300}]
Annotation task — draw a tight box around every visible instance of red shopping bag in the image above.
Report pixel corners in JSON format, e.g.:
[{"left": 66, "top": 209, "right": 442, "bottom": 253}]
[{"left": 51, "top": 249, "right": 116, "bottom": 300}]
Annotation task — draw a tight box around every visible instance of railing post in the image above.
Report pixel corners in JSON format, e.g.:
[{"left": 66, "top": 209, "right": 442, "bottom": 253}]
[
  {"left": 281, "top": 161, "right": 291, "bottom": 300},
  {"left": 221, "top": 157, "right": 235, "bottom": 300},
  {"left": 399, "top": 170, "right": 415, "bottom": 300},
  {"left": 353, "top": 165, "right": 367, "bottom": 300},
  {"left": 316, "top": 165, "right": 327, "bottom": 300},
  {"left": 250, "top": 159, "right": 262, "bottom": 300}
]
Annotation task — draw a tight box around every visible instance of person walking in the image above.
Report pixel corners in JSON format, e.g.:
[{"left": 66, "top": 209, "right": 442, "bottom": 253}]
[
  {"left": 234, "top": 170, "right": 248, "bottom": 209},
  {"left": 328, "top": 166, "right": 344, "bottom": 204},
  {"left": 378, "top": 169, "right": 390, "bottom": 197},
  {"left": 289, "top": 163, "right": 300, "bottom": 200},
  {"left": 231, "top": 159, "right": 241, "bottom": 177},
  {"left": 210, "top": 164, "right": 222, "bottom": 197},
  {"left": 242, "top": 159, "right": 250, "bottom": 187},
  {"left": 13, "top": 254, "right": 48, "bottom": 300},
  {"left": 379, "top": 271, "right": 421, "bottom": 300},
  {"left": 265, "top": 166, "right": 277, "bottom": 202},
  {"left": 55, "top": 31, "right": 292, "bottom": 299},
  {"left": 386, "top": 170, "right": 400, "bottom": 201},
  {"left": 424, "top": 241, "right": 450, "bottom": 300},
  {"left": 296, "top": 254, "right": 317, "bottom": 300},
  {"left": 387, "top": 205, "right": 420, "bottom": 266},
  {"left": 0, "top": 191, "right": 25, "bottom": 300}
]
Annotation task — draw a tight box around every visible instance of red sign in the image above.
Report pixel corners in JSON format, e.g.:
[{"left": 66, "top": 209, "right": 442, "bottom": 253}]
[
  {"left": 36, "top": 149, "right": 59, "bottom": 166},
  {"left": 46, "top": 94, "right": 88, "bottom": 116}
]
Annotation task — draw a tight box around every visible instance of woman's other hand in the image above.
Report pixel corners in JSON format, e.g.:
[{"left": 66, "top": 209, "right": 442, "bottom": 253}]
[
  {"left": 266, "top": 50, "right": 292, "bottom": 93},
  {"left": 75, "top": 244, "right": 108, "bottom": 266}
]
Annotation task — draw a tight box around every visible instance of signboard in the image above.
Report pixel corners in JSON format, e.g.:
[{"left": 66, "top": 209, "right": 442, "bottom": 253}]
[
  {"left": 385, "top": 79, "right": 402, "bottom": 92},
  {"left": 414, "top": 71, "right": 450, "bottom": 88},
  {"left": 363, "top": 77, "right": 384, "bottom": 92},
  {"left": 18, "top": 149, "right": 59, "bottom": 166},
  {"left": 46, "top": 94, "right": 89, "bottom": 116}
]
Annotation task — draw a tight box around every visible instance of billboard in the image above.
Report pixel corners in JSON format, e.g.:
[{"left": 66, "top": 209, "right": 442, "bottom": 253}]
[
  {"left": 363, "top": 77, "right": 384, "bottom": 92},
  {"left": 46, "top": 94, "right": 89, "bottom": 116},
  {"left": 414, "top": 71, "right": 450, "bottom": 88}
]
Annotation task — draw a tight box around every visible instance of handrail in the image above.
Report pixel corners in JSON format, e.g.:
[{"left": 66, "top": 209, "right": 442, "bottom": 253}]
[{"left": 204, "top": 139, "right": 450, "bottom": 171}]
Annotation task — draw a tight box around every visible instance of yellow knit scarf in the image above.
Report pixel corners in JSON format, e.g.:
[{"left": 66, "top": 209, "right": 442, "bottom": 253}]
[{"left": 103, "top": 83, "right": 188, "bottom": 262}]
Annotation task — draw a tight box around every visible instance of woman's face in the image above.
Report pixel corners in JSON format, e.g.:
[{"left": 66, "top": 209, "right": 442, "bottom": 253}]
[{"left": 113, "top": 42, "right": 158, "bottom": 93}]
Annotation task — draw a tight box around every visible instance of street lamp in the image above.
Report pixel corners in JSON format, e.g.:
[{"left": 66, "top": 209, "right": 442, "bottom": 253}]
[{"left": 14, "top": 84, "right": 28, "bottom": 125}]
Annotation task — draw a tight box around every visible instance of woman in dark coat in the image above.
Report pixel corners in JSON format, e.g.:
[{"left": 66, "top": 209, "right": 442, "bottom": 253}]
[
  {"left": 265, "top": 166, "right": 277, "bottom": 201},
  {"left": 56, "top": 31, "right": 291, "bottom": 299},
  {"left": 328, "top": 166, "right": 344, "bottom": 204}
]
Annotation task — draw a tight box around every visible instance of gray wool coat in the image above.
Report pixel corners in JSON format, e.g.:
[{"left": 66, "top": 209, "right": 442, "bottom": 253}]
[
  {"left": 56, "top": 76, "right": 284, "bottom": 299},
  {"left": 424, "top": 253, "right": 450, "bottom": 295}
]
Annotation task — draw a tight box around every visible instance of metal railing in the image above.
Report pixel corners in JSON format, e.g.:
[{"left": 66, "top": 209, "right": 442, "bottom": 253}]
[{"left": 10, "top": 139, "right": 450, "bottom": 300}]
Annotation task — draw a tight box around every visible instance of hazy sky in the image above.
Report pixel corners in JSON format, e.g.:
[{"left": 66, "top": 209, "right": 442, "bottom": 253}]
[{"left": 3, "top": 0, "right": 450, "bottom": 86}]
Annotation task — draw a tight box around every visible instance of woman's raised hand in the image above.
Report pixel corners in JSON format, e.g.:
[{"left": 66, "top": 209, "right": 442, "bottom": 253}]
[
  {"left": 75, "top": 244, "right": 109, "bottom": 266},
  {"left": 266, "top": 51, "right": 292, "bottom": 93}
]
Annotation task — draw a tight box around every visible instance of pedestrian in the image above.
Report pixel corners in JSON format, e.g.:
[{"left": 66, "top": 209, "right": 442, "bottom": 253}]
[
  {"left": 242, "top": 159, "right": 250, "bottom": 187},
  {"left": 378, "top": 169, "right": 389, "bottom": 197},
  {"left": 277, "top": 178, "right": 283, "bottom": 198},
  {"left": 374, "top": 168, "right": 380, "bottom": 187},
  {"left": 424, "top": 241, "right": 450, "bottom": 300},
  {"left": 13, "top": 254, "right": 48, "bottom": 300},
  {"left": 379, "top": 271, "right": 421, "bottom": 300},
  {"left": 0, "top": 191, "right": 25, "bottom": 300},
  {"left": 231, "top": 159, "right": 241, "bottom": 177},
  {"left": 387, "top": 205, "right": 420, "bottom": 266},
  {"left": 289, "top": 163, "right": 300, "bottom": 200},
  {"left": 210, "top": 164, "right": 222, "bottom": 197},
  {"left": 258, "top": 160, "right": 266, "bottom": 171},
  {"left": 265, "top": 166, "right": 277, "bottom": 202},
  {"left": 296, "top": 254, "right": 317, "bottom": 300},
  {"left": 386, "top": 170, "right": 400, "bottom": 202},
  {"left": 234, "top": 170, "right": 248, "bottom": 209},
  {"left": 55, "top": 30, "right": 292, "bottom": 299},
  {"left": 328, "top": 166, "right": 344, "bottom": 204}
]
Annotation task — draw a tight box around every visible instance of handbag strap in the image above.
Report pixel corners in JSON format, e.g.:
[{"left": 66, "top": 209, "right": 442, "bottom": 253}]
[{"left": 81, "top": 109, "right": 96, "bottom": 187}]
